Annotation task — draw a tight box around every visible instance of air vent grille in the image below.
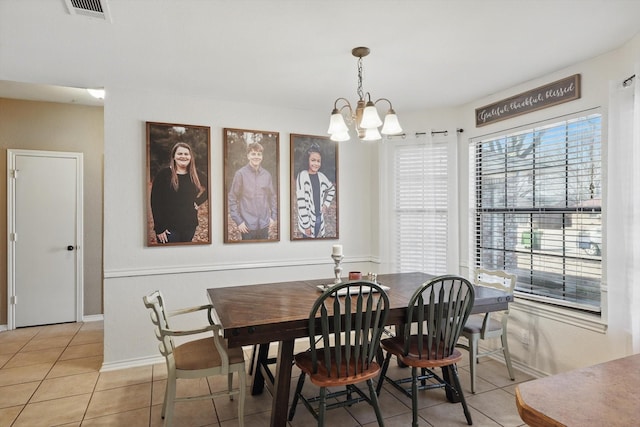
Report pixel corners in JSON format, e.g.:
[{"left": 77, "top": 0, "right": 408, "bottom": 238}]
[{"left": 64, "top": 0, "right": 111, "bottom": 21}]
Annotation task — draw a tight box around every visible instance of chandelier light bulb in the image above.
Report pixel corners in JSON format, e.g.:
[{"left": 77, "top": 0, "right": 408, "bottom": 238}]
[
  {"left": 330, "top": 131, "right": 351, "bottom": 142},
  {"left": 327, "top": 110, "right": 349, "bottom": 135},
  {"left": 359, "top": 101, "right": 383, "bottom": 129},
  {"left": 381, "top": 109, "right": 403, "bottom": 135},
  {"left": 362, "top": 127, "right": 382, "bottom": 141}
]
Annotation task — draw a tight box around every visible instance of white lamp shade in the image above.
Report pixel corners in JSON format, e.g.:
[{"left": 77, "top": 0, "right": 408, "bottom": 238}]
[
  {"left": 362, "top": 127, "right": 382, "bottom": 141},
  {"left": 327, "top": 111, "right": 349, "bottom": 135},
  {"left": 359, "top": 103, "right": 383, "bottom": 129},
  {"left": 381, "top": 111, "right": 403, "bottom": 135},
  {"left": 330, "top": 131, "right": 351, "bottom": 142}
]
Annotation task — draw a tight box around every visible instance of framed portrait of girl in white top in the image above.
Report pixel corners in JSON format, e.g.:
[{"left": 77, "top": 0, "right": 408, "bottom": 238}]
[{"left": 290, "top": 134, "right": 339, "bottom": 241}]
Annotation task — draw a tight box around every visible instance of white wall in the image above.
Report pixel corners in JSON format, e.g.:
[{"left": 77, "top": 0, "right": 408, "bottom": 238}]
[
  {"left": 102, "top": 37, "right": 640, "bottom": 375},
  {"left": 450, "top": 35, "right": 640, "bottom": 376},
  {"left": 102, "top": 89, "right": 380, "bottom": 368}
]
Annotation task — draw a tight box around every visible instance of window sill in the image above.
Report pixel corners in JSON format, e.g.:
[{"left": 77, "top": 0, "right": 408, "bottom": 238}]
[{"left": 512, "top": 297, "right": 607, "bottom": 334}]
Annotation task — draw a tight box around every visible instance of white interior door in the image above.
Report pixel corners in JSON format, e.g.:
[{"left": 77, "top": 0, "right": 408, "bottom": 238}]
[{"left": 7, "top": 149, "right": 84, "bottom": 328}]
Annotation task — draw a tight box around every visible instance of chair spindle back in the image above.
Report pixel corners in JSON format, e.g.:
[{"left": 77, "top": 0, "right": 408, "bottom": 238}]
[
  {"left": 143, "top": 290, "right": 175, "bottom": 358},
  {"left": 404, "top": 275, "right": 475, "bottom": 360},
  {"left": 308, "top": 281, "right": 389, "bottom": 378}
]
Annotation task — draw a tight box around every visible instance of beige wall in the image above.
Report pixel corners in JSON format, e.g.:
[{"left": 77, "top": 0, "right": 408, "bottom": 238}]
[{"left": 0, "top": 98, "right": 104, "bottom": 323}]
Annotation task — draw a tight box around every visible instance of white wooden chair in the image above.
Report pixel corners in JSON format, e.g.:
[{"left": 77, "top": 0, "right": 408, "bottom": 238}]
[
  {"left": 458, "top": 269, "right": 516, "bottom": 393},
  {"left": 143, "top": 291, "right": 246, "bottom": 427}
]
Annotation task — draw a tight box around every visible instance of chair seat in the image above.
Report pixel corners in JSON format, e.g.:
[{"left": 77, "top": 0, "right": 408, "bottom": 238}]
[
  {"left": 381, "top": 336, "right": 463, "bottom": 368},
  {"left": 294, "top": 347, "right": 381, "bottom": 387},
  {"left": 143, "top": 292, "right": 247, "bottom": 426},
  {"left": 462, "top": 314, "right": 502, "bottom": 334},
  {"left": 174, "top": 337, "right": 245, "bottom": 371}
]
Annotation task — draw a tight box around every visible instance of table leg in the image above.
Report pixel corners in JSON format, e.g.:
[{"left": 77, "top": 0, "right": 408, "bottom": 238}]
[
  {"left": 442, "top": 365, "right": 461, "bottom": 403},
  {"left": 270, "top": 339, "right": 295, "bottom": 427},
  {"left": 251, "top": 343, "right": 270, "bottom": 395},
  {"left": 394, "top": 322, "right": 408, "bottom": 368}
]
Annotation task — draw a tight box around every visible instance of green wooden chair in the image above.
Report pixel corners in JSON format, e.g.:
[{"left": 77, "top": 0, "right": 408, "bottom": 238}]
[
  {"left": 376, "top": 275, "right": 475, "bottom": 427},
  {"left": 288, "top": 281, "right": 390, "bottom": 426}
]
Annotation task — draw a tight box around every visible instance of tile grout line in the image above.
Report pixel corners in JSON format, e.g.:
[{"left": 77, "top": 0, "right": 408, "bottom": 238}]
[
  {"left": 4, "top": 322, "right": 528, "bottom": 426},
  {"left": 14, "top": 323, "right": 91, "bottom": 427},
  {"left": 7, "top": 325, "right": 69, "bottom": 426}
]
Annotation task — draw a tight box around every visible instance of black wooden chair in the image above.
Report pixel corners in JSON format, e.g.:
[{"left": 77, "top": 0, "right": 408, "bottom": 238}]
[
  {"left": 376, "top": 275, "right": 475, "bottom": 427},
  {"left": 288, "top": 281, "right": 390, "bottom": 426}
]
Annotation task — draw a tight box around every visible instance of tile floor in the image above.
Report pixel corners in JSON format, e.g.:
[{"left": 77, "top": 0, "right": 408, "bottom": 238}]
[{"left": 0, "top": 321, "right": 534, "bottom": 426}]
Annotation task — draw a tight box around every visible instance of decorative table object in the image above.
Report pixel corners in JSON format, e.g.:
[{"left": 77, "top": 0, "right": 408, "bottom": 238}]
[{"left": 332, "top": 245, "right": 343, "bottom": 284}]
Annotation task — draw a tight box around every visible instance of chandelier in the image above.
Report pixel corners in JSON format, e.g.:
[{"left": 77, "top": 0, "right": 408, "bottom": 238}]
[{"left": 327, "top": 47, "right": 403, "bottom": 142}]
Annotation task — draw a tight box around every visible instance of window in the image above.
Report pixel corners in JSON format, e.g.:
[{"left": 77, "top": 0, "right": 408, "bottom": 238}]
[
  {"left": 471, "top": 113, "right": 602, "bottom": 312},
  {"left": 394, "top": 134, "right": 449, "bottom": 275}
]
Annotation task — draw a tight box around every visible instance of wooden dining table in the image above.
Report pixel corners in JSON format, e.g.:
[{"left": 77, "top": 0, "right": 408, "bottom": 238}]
[
  {"left": 515, "top": 353, "right": 640, "bottom": 426},
  {"left": 207, "top": 272, "right": 512, "bottom": 427}
]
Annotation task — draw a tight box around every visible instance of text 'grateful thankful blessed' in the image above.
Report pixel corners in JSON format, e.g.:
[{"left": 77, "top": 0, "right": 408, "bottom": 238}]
[{"left": 475, "top": 74, "right": 581, "bottom": 127}]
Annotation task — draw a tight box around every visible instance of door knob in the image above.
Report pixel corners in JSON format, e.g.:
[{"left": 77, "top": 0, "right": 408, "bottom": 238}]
[{"left": 67, "top": 245, "right": 75, "bottom": 251}]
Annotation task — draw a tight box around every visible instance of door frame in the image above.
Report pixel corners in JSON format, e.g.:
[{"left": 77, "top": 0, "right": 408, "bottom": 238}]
[{"left": 6, "top": 149, "right": 84, "bottom": 330}]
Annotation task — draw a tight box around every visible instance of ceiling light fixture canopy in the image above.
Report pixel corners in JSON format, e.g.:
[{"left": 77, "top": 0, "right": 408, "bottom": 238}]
[
  {"left": 327, "top": 47, "right": 402, "bottom": 142},
  {"left": 87, "top": 88, "right": 105, "bottom": 99}
]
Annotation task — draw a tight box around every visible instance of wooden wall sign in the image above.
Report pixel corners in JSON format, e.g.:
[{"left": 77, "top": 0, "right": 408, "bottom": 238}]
[{"left": 475, "top": 74, "right": 581, "bottom": 127}]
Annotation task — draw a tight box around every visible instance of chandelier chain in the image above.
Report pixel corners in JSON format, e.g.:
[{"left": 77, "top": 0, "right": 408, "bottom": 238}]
[{"left": 357, "top": 56, "right": 364, "bottom": 101}]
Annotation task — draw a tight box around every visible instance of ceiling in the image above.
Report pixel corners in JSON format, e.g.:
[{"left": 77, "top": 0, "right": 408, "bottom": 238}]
[{"left": 1, "top": 0, "right": 640, "bottom": 112}]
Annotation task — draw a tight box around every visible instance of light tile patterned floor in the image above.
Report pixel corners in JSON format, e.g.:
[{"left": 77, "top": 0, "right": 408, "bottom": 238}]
[{"left": 0, "top": 322, "right": 533, "bottom": 426}]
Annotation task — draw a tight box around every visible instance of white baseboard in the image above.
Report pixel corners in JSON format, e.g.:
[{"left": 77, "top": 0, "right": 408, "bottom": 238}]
[
  {"left": 0, "top": 324, "right": 7, "bottom": 332},
  {"left": 476, "top": 350, "right": 547, "bottom": 379},
  {"left": 100, "top": 354, "right": 164, "bottom": 372},
  {"left": 510, "top": 358, "right": 547, "bottom": 379}
]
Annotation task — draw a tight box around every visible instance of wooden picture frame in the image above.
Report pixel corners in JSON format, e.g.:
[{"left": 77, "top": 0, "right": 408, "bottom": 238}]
[
  {"left": 146, "top": 121, "right": 211, "bottom": 246},
  {"left": 290, "top": 134, "right": 339, "bottom": 240},
  {"left": 223, "top": 128, "right": 280, "bottom": 243}
]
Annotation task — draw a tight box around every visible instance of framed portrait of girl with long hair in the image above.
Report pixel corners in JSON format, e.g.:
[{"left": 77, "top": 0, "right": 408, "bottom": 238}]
[
  {"left": 290, "top": 134, "right": 339, "bottom": 240},
  {"left": 146, "top": 121, "right": 211, "bottom": 246}
]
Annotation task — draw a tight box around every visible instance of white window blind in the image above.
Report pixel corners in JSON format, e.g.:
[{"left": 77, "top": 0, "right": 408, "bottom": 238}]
[
  {"left": 471, "top": 113, "right": 602, "bottom": 312},
  {"left": 394, "top": 134, "right": 449, "bottom": 275}
]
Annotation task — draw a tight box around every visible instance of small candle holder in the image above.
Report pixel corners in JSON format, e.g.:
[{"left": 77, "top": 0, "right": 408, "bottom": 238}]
[{"left": 331, "top": 254, "right": 343, "bottom": 284}]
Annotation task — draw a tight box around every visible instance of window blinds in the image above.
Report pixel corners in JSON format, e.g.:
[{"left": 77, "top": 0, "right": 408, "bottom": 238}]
[
  {"left": 394, "top": 134, "right": 449, "bottom": 275},
  {"left": 471, "top": 113, "right": 602, "bottom": 312}
]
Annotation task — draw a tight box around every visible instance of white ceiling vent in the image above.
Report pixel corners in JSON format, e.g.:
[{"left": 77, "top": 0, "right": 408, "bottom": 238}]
[{"left": 64, "top": 0, "right": 111, "bottom": 22}]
